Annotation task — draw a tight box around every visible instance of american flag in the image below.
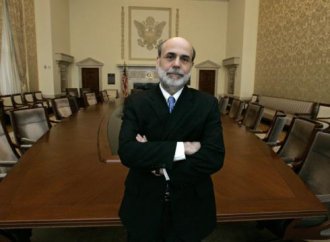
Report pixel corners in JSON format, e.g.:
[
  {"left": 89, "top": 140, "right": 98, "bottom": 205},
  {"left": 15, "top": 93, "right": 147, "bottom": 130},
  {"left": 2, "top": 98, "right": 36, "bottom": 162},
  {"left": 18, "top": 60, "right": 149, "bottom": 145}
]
[{"left": 121, "top": 64, "right": 129, "bottom": 97}]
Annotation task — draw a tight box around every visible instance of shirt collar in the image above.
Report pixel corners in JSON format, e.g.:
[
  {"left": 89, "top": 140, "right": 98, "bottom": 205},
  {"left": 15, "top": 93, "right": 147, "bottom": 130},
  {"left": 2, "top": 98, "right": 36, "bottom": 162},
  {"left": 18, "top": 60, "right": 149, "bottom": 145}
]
[{"left": 159, "top": 83, "right": 184, "bottom": 101}]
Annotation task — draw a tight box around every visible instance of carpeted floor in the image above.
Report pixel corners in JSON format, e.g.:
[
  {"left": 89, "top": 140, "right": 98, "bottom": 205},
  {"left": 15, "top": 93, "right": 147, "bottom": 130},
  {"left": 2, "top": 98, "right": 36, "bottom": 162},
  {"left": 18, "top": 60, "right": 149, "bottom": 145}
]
[{"left": 29, "top": 221, "right": 286, "bottom": 242}]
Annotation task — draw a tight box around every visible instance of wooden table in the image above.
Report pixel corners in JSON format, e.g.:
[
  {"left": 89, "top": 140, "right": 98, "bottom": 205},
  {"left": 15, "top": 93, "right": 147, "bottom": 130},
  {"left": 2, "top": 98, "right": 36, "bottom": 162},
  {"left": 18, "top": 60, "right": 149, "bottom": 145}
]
[{"left": 0, "top": 101, "right": 326, "bottom": 228}]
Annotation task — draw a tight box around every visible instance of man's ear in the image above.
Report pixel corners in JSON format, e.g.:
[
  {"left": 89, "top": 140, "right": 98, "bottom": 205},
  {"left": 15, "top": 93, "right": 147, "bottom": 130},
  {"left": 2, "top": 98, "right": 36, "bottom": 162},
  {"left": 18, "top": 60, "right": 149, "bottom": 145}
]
[{"left": 156, "top": 57, "right": 160, "bottom": 66}]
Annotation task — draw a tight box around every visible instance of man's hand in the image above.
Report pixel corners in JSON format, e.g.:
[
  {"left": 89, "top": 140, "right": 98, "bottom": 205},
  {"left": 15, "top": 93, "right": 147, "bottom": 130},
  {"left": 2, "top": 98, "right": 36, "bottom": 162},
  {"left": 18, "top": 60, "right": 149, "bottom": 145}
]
[
  {"left": 136, "top": 134, "right": 147, "bottom": 143},
  {"left": 184, "top": 142, "right": 201, "bottom": 155}
]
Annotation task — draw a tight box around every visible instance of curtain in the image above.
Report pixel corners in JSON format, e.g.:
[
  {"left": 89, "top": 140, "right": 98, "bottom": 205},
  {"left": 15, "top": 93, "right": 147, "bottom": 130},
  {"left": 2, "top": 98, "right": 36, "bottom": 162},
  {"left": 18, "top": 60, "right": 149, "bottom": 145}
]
[
  {"left": 6, "top": 0, "right": 27, "bottom": 92},
  {"left": 0, "top": 0, "right": 3, "bottom": 57},
  {"left": 0, "top": 0, "right": 21, "bottom": 95}
]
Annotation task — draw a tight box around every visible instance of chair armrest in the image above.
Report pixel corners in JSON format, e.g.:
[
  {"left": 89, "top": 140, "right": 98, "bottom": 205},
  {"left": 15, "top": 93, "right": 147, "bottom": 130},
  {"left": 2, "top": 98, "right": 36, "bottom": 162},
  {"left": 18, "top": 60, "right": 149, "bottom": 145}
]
[
  {"left": 21, "top": 137, "right": 36, "bottom": 143},
  {"left": 294, "top": 112, "right": 312, "bottom": 118},
  {"left": 251, "top": 130, "right": 267, "bottom": 134},
  {"left": 0, "top": 160, "right": 18, "bottom": 166},
  {"left": 317, "top": 194, "right": 330, "bottom": 203}
]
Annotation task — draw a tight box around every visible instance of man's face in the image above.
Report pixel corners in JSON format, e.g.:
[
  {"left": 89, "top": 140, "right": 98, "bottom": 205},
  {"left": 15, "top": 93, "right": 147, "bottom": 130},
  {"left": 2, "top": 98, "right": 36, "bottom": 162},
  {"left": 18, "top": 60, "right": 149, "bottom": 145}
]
[{"left": 156, "top": 38, "right": 194, "bottom": 93}]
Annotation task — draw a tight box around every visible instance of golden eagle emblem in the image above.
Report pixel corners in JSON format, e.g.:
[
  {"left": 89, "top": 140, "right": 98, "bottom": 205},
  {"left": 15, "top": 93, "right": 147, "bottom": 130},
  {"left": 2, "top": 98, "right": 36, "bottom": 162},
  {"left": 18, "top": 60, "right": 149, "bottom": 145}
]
[{"left": 134, "top": 16, "right": 166, "bottom": 50}]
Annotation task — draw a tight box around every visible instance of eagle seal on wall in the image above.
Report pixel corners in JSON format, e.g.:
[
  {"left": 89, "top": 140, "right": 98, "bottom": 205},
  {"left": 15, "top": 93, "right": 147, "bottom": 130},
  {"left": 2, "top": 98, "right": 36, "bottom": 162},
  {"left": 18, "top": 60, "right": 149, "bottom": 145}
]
[{"left": 134, "top": 16, "right": 166, "bottom": 50}]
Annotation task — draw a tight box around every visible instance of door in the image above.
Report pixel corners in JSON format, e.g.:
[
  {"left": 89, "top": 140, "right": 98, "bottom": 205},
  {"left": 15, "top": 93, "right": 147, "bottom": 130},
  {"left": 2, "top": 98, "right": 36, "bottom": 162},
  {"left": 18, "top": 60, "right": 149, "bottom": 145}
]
[
  {"left": 199, "top": 70, "right": 215, "bottom": 95},
  {"left": 82, "top": 68, "right": 99, "bottom": 93}
]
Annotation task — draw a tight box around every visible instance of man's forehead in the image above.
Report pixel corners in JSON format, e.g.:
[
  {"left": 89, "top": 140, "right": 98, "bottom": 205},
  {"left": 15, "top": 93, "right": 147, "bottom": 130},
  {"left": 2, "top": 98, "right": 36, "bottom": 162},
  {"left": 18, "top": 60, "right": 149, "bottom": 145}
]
[{"left": 162, "top": 44, "right": 193, "bottom": 57}]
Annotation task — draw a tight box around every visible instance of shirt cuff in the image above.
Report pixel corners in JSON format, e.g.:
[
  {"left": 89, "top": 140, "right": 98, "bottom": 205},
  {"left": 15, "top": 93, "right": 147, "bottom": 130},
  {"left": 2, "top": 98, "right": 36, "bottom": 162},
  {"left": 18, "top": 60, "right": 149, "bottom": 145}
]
[{"left": 173, "top": 142, "right": 186, "bottom": 161}]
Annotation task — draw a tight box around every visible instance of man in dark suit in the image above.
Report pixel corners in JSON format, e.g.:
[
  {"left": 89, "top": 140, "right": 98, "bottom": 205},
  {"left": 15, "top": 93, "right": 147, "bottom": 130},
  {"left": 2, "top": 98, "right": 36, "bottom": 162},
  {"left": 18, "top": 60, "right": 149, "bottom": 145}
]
[{"left": 118, "top": 37, "right": 225, "bottom": 242}]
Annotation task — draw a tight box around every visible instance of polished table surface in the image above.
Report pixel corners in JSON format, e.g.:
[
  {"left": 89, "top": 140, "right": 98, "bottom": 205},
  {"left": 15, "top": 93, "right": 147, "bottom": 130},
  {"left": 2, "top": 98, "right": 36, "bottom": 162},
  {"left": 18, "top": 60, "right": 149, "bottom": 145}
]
[{"left": 0, "top": 100, "right": 326, "bottom": 228}]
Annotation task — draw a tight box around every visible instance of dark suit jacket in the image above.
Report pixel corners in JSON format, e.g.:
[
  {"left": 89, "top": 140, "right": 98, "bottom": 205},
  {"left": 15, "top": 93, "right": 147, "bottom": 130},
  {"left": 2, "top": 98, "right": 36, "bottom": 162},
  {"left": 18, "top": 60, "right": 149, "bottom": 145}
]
[{"left": 118, "top": 85, "right": 225, "bottom": 240}]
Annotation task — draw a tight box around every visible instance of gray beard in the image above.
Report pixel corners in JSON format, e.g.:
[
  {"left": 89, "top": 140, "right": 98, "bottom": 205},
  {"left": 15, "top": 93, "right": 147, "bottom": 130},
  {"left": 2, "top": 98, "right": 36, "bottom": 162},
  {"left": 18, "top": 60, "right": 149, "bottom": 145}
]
[{"left": 157, "top": 67, "right": 191, "bottom": 94}]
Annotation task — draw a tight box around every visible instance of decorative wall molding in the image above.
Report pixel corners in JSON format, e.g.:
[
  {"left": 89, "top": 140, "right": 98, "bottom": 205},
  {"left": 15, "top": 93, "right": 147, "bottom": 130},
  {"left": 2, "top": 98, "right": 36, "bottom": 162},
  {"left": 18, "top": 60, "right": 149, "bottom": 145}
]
[
  {"left": 195, "top": 60, "right": 221, "bottom": 69},
  {"left": 222, "top": 57, "right": 240, "bottom": 95},
  {"left": 55, "top": 53, "right": 74, "bottom": 92},
  {"left": 76, "top": 57, "right": 104, "bottom": 67},
  {"left": 222, "top": 57, "right": 240, "bottom": 67}
]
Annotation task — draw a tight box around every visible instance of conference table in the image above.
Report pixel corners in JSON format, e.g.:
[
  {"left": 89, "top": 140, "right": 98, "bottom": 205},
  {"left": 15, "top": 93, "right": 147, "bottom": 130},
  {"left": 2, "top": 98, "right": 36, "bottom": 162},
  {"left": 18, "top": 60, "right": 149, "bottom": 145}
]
[{"left": 0, "top": 99, "right": 326, "bottom": 229}]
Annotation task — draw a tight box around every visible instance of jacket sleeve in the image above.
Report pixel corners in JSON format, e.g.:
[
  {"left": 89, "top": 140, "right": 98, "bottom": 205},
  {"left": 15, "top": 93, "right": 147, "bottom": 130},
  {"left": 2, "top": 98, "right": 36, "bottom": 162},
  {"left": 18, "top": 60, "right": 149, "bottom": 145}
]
[
  {"left": 170, "top": 98, "right": 225, "bottom": 186},
  {"left": 118, "top": 96, "right": 177, "bottom": 171}
]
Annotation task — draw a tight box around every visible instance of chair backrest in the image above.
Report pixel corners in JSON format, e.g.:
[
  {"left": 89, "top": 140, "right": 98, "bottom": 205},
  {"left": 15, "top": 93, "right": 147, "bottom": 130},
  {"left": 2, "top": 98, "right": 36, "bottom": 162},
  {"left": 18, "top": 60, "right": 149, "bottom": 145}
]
[
  {"left": 11, "top": 93, "right": 27, "bottom": 108},
  {"left": 241, "top": 103, "right": 264, "bottom": 131},
  {"left": 10, "top": 107, "right": 51, "bottom": 144},
  {"left": 51, "top": 97, "right": 72, "bottom": 119},
  {"left": 218, "top": 96, "right": 229, "bottom": 114},
  {"left": 67, "top": 96, "right": 80, "bottom": 113},
  {"left": 277, "top": 117, "right": 322, "bottom": 164},
  {"left": 228, "top": 99, "right": 244, "bottom": 121},
  {"left": 0, "top": 95, "right": 14, "bottom": 113},
  {"left": 23, "top": 92, "right": 35, "bottom": 105},
  {"left": 107, "top": 105, "right": 123, "bottom": 155},
  {"left": 0, "top": 118, "right": 19, "bottom": 162},
  {"left": 83, "top": 92, "right": 97, "bottom": 106},
  {"left": 102, "top": 90, "right": 110, "bottom": 102},
  {"left": 105, "top": 89, "right": 119, "bottom": 99},
  {"left": 264, "top": 111, "right": 287, "bottom": 145},
  {"left": 80, "top": 88, "right": 91, "bottom": 97},
  {"left": 65, "top": 88, "right": 79, "bottom": 97},
  {"left": 299, "top": 131, "right": 330, "bottom": 195},
  {"left": 33, "top": 91, "right": 50, "bottom": 109}
]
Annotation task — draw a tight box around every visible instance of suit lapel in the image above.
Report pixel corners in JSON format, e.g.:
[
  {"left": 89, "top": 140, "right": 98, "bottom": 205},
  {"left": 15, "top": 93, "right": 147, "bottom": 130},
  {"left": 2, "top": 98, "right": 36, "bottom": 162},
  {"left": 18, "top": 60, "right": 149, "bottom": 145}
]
[{"left": 145, "top": 85, "right": 195, "bottom": 140}]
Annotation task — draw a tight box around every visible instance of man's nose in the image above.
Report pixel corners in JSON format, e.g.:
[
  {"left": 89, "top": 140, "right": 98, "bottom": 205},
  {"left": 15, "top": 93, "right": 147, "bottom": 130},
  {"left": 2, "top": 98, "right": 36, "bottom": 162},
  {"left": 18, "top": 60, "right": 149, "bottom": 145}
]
[{"left": 173, "top": 56, "right": 181, "bottom": 67}]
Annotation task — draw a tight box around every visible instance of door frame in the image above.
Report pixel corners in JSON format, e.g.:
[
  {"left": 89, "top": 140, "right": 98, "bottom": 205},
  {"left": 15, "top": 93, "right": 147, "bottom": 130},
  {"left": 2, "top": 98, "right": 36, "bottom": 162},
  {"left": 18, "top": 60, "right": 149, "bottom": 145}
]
[
  {"left": 195, "top": 60, "right": 221, "bottom": 96},
  {"left": 76, "top": 57, "right": 104, "bottom": 91}
]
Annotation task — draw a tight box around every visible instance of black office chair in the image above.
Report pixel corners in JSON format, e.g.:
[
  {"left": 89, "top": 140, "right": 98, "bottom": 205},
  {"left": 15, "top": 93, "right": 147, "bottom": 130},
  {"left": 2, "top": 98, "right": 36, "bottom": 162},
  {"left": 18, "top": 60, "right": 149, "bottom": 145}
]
[
  {"left": 11, "top": 93, "right": 30, "bottom": 109},
  {"left": 218, "top": 96, "right": 229, "bottom": 114},
  {"left": 253, "top": 110, "right": 287, "bottom": 147},
  {"left": 277, "top": 117, "right": 323, "bottom": 170},
  {"left": 101, "top": 90, "right": 110, "bottom": 102},
  {"left": 9, "top": 107, "right": 52, "bottom": 152},
  {"left": 51, "top": 97, "right": 73, "bottom": 120},
  {"left": 261, "top": 131, "right": 330, "bottom": 241},
  {"left": 105, "top": 89, "right": 119, "bottom": 100},
  {"left": 0, "top": 113, "right": 19, "bottom": 180},
  {"left": 65, "top": 88, "right": 79, "bottom": 98},
  {"left": 33, "top": 91, "right": 51, "bottom": 111},
  {"left": 228, "top": 98, "right": 245, "bottom": 121},
  {"left": 83, "top": 92, "right": 98, "bottom": 107},
  {"left": 107, "top": 104, "right": 123, "bottom": 155},
  {"left": 239, "top": 103, "right": 264, "bottom": 131}
]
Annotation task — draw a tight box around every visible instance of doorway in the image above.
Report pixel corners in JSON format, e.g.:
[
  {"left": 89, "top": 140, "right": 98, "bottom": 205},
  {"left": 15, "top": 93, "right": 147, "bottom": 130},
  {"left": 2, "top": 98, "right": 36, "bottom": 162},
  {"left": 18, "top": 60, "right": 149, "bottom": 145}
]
[
  {"left": 198, "top": 69, "right": 216, "bottom": 95},
  {"left": 82, "top": 68, "right": 99, "bottom": 93}
]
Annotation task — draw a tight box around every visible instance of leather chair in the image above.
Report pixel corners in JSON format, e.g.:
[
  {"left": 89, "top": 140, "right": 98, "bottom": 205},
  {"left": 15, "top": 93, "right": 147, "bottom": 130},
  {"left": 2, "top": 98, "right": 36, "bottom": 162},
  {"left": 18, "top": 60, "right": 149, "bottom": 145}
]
[
  {"left": 33, "top": 91, "right": 51, "bottom": 110},
  {"left": 11, "top": 93, "right": 29, "bottom": 109},
  {"left": 277, "top": 117, "right": 323, "bottom": 170},
  {"left": 83, "top": 92, "right": 98, "bottom": 106},
  {"left": 239, "top": 103, "right": 264, "bottom": 131},
  {"left": 101, "top": 90, "right": 110, "bottom": 102},
  {"left": 65, "top": 88, "right": 79, "bottom": 98},
  {"left": 105, "top": 89, "right": 119, "bottom": 99},
  {"left": 9, "top": 107, "right": 51, "bottom": 150},
  {"left": 218, "top": 96, "right": 229, "bottom": 114},
  {"left": 0, "top": 101, "right": 19, "bottom": 180},
  {"left": 107, "top": 104, "right": 123, "bottom": 155},
  {"left": 253, "top": 110, "right": 288, "bottom": 147},
  {"left": 51, "top": 97, "right": 73, "bottom": 120},
  {"left": 79, "top": 87, "right": 91, "bottom": 97},
  {"left": 262, "top": 131, "right": 330, "bottom": 240},
  {"left": 23, "top": 92, "right": 36, "bottom": 106},
  {"left": 228, "top": 98, "right": 245, "bottom": 121}
]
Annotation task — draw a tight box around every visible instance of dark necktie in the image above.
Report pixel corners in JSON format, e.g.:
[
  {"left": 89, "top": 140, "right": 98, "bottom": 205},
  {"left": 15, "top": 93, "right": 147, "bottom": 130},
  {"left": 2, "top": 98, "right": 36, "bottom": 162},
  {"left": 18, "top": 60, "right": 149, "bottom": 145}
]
[{"left": 168, "top": 96, "right": 176, "bottom": 113}]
